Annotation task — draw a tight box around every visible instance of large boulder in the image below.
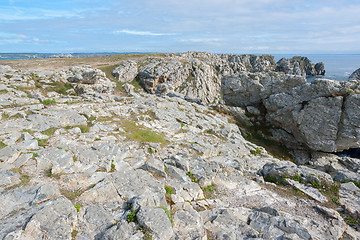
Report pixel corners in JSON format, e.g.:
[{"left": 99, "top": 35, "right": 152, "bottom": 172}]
[
  {"left": 264, "top": 79, "right": 360, "bottom": 152},
  {"left": 276, "top": 56, "right": 325, "bottom": 76},
  {"left": 112, "top": 60, "right": 138, "bottom": 82},
  {"left": 349, "top": 68, "right": 360, "bottom": 81},
  {"left": 221, "top": 71, "right": 306, "bottom": 106},
  {"left": 69, "top": 68, "right": 115, "bottom": 95}
]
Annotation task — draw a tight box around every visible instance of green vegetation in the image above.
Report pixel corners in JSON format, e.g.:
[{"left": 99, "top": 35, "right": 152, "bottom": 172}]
[
  {"left": 144, "top": 231, "right": 153, "bottom": 240},
  {"left": 45, "top": 168, "right": 64, "bottom": 180},
  {"left": 42, "top": 127, "right": 57, "bottom": 136},
  {"left": 0, "top": 141, "right": 7, "bottom": 149},
  {"left": 5, "top": 168, "right": 31, "bottom": 190},
  {"left": 63, "top": 124, "right": 90, "bottom": 133},
  {"left": 22, "top": 129, "right": 35, "bottom": 134},
  {"left": 343, "top": 215, "right": 359, "bottom": 227},
  {"left": 35, "top": 138, "right": 48, "bottom": 147},
  {"left": 0, "top": 89, "right": 8, "bottom": 94},
  {"left": 165, "top": 185, "right": 176, "bottom": 205},
  {"left": 186, "top": 171, "right": 199, "bottom": 183},
  {"left": 264, "top": 174, "right": 341, "bottom": 207},
  {"left": 129, "top": 77, "right": 144, "bottom": 92},
  {"left": 60, "top": 188, "right": 84, "bottom": 201},
  {"left": 42, "top": 99, "right": 56, "bottom": 105},
  {"left": 75, "top": 203, "right": 81, "bottom": 212},
  {"left": 121, "top": 119, "right": 167, "bottom": 144},
  {"left": 110, "top": 160, "right": 116, "bottom": 172},
  {"left": 202, "top": 183, "right": 216, "bottom": 198},
  {"left": 344, "top": 179, "right": 360, "bottom": 188},
  {"left": 127, "top": 209, "right": 138, "bottom": 222},
  {"left": 98, "top": 64, "right": 119, "bottom": 81},
  {"left": 158, "top": 206, "right": 173, "bottom": 226},
  {"left": 250, "top": 147, "right": 262, "bottom": 156},
  {"left": 4, "top": 74, "right": 12, "bottom": 79},
  {"left": 71, "top": 229, "right": 78, "bottom": 239},
  {"left": 48, "top": 82, "right": 72, "bottom": 95},
  {"left": 147, "top": 147, "right": 157, "bottom": 154}
]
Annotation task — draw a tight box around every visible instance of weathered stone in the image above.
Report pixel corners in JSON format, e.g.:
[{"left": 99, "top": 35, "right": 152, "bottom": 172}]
[
  {"left": 349, "top": 68, "right": 360, "bottom": 81},
  {"left": 261, "top": 161, "right": 334, "bottom": 184},
  {"left": 112, "top": 60, "right": 138, "bottom": 82},
  {"left": 136, "top": 207, "right": 174, "bottom": 240},
  {"left": 284, "top": 179, "right": 328, "bottom": 203},
  {"left": 339, "top": 182, "right": 360, "bottom": 219}
]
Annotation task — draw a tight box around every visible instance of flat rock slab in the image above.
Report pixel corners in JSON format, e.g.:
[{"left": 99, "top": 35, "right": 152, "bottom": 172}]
[{"left": 285, "top": 178, "right": 328, "bottom": 203}]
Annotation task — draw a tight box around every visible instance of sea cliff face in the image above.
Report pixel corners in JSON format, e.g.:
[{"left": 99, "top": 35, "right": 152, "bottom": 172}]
[{"left": 0, "top": 52, "right": 359, "bottom": 239}]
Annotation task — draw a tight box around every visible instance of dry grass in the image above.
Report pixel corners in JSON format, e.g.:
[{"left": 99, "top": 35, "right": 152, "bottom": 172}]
[{"left": 0, "top": 53, "right": 167, "bottom": 71}]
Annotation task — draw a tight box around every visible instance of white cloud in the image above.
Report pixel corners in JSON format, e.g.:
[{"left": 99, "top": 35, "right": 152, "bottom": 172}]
[
  {"left": 113, "top": 29, "right": 177, "bottom": 36},
  {"left": 179, "top": 38, "right": 224, "bottom": 44}
]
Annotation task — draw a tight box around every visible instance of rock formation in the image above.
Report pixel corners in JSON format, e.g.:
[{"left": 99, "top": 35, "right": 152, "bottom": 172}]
[{"left": 0, "top": 52, "right": 359, "bottom": 239}]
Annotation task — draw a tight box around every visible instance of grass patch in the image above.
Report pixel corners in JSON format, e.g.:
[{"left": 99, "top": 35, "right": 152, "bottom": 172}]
[
  {"left": 98, "top": 64, "right": 120, "bottom": 81},
  {"left": 34, "top": 138, "right": 47, "bottom": 146},
  {"left": 165, "top": 185, "right": 176, "bottom": 205},
  {"left": 0, "top": 89, "right": 8, "bottom": 94},
  {"left": 202, "top": 183, "right": 216, "bottom": 198},
  {"left": 42, "top": 99, "right": 56, "bottom": 105},
  {"left": 241, "top": 123, "right": 293, "bottom": 161},
  {"left": 186, "top": 171, "right": 199, "bottom": 183},
  {"left": 35, "top": 138, "right": 48, "bottom": 147},
  {"left": 121, "top": 119, "right": 167, "bottom": 144},
  {"left": 127, "top": 209, "right": 138, "bottom": 222},
  {"left": 344, "top": 179, "right": 360, "bottom": 188},
  {"left": 22, "top": 129, "right": 35, "bottom": 134},
  {"left": 129, "top": 77, "right": 144, "bottom": 92},
  {"left": 264, "top": 174, "right": 341, "bottom": 208},
  {"left": 250, "top": 146, "right": 262, "bottom": 156},
  {"left": 41, "top": 127, "right": 57, "bottom": 136},
  {"left": 63, "top": 124, "right": 90, "bottom": 133},
  {"left": 60, "top": 188, "right": 84, "bottom": 201},
  {"left": 0, "top": 141, "right": 7, "bottom": 149},
  {"left": 48, "top": 82, "right": 72, "bottom": 95},
  {"left": 5, "top": 168, "right": 31, "bottom": 190}
]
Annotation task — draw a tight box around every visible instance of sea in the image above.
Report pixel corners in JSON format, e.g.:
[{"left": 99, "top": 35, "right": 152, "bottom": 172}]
[
  {"left": 1, "top": 53, "right": 359, "bottom": 82},
  {"left": 273, "top": 54, "right": 360, "bottom": 82}
]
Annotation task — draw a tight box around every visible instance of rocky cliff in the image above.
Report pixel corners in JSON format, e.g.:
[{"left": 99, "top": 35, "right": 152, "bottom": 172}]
[{"left": 0, "top": 53, "right": 359, "bottom": 240}]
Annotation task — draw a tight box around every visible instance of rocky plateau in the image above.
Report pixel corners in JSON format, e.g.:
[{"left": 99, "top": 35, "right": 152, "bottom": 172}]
[{"left": 0, "top": 52, "right": 359, "bottom": 240}]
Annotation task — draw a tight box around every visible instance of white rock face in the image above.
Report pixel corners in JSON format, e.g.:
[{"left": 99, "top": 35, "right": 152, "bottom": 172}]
[
  {"left": 0, "top": 56, "right": 360, "bottom": 239},
  {"left": 112, "top": 60, "right": 138, "bottom": 82}
]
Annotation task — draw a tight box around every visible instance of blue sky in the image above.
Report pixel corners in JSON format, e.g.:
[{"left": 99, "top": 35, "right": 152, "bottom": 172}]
[{"left": 0, "top": 0, "right": 360, "bottom": 54}]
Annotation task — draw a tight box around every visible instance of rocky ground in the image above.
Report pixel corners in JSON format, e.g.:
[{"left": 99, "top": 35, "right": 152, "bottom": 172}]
[{"left": 0, "top": 52, "right": 359, "bottom": 240}]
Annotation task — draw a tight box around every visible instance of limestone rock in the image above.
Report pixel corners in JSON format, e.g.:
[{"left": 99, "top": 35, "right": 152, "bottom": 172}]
[
  {"left": 349, "top": 68, "right": 360, "bottom": 81},
  {"left": 137, "top": 207, "right": 174, "bottom": 240},
  {"left": 112, "top": 60, "right": 138, "bottom": 82},
  {"left": 69, "top": 68, "right": 115, "bottom": 95}
]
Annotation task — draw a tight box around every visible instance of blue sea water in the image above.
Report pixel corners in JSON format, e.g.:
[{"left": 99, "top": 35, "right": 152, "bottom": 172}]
[{"left": 273, "top": 54, "right": 360, "bottom": 82}]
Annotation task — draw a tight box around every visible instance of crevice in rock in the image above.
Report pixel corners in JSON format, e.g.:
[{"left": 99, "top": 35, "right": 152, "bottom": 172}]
[
  {"left": 335, "top": 95, "right": 347, "bottom": 150},
  {"left": 335, "top": 148, "right": 360, "bottom": 159}
]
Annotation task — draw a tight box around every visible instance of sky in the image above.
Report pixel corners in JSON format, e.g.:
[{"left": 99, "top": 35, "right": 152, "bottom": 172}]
[{"left": 0, "top": 0, "right": 360, "bottom": 54}]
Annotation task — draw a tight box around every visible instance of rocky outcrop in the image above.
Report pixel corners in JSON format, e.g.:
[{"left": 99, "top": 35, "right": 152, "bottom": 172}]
[
  {"left": 69, "top": 68, "right": 115, "bottom": 96},
  {"left": 135, "top": 52, "right": 317, "bottom": 104},
  {"left": 1, "top": 54, "right": 360, "bottom": 239},
  {"left": 222, "top": 71, "right": 306, "bottom": 106},
  {"left": 349, "top": 68, "right": 360, "bottom": 81},
  {"left": 263, "top": 79, "right": 360, "bottom": 152},
  {"left": 276, "top": 56, "right": 325, "bottom": 76},
  {"left": 112, "top": 60, "right": 138, "bottom": 82}
]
